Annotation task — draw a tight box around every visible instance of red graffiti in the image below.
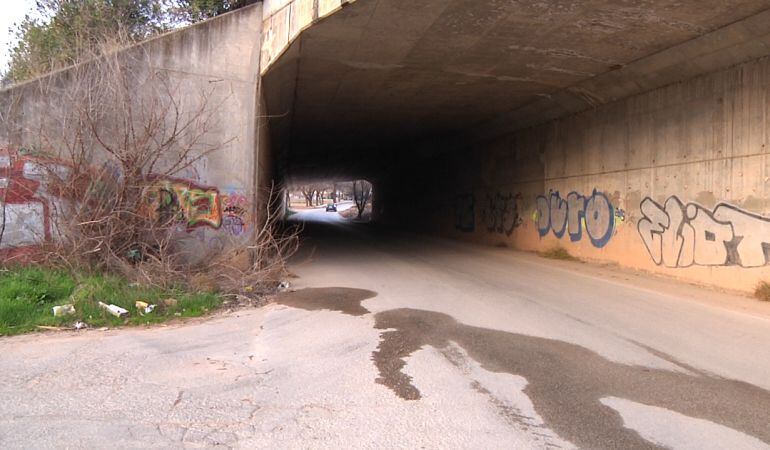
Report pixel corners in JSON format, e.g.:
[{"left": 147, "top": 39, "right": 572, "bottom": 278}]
[{"left": 0, "top": 150, "right": 65, "bottom": 258}]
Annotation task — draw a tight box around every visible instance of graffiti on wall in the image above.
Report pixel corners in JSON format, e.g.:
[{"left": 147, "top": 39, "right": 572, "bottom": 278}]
[
  {"left": 454, "top": 194, "right": 475, "bottom": 232},
  {"left": 482, "top": 191, "right": 523, "bottom": 235},
  {"left": 0, "top": 153, "right": 69, "bottom": 254},
  {"left": 534, "top": 189, "right": 622, "bottom": 248},
  {"left": 143, "top": 179, "right": 250, "bottom": 236},
  {"left": 638, "top": 196, "right": 770, "bottom": 268},
  {"left": 144, "top": 178, "right": 223, "bottom": 229},
  {"left": 0, "top": 149, "right": 251, "bottom": 254},
  {"left": 221, "top": 191, "right": 249, "bottom": 236}
]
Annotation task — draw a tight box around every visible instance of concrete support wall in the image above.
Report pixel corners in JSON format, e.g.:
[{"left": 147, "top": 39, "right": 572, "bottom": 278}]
[
  {"left": 423, "top": 56, "right": 770, "bottom": 292},
  {"left": 260, "top": 0, "right": 355, "bottom": 73},
  {"left": 0, "top": 4, "right": 267, "bottom": 257}
]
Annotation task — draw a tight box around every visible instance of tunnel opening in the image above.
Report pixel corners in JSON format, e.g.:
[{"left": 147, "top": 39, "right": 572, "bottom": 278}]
[{"left": 285, "top": 179, "right": 374, "bottom": 224}]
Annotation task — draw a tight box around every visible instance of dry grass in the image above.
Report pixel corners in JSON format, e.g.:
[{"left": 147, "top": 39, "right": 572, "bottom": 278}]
[
  {"left": 539, "top": 246, "right": 579, "bottom": 261},
  {"left": 754, "top": 282, "right": 770, "bottom": 302}
]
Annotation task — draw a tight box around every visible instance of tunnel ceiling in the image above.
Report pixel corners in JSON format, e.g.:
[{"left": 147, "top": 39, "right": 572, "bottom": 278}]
[{"left": 263, "top": 0, "right": 770, "bottom": 180}]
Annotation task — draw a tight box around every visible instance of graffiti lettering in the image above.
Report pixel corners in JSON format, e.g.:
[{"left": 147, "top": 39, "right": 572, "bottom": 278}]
[
  {"left": 482, "top": 192, "right": 522, "bottom": 235},
  {"left": 454, "top": 194, "right": 475, "bottom": 232},
  {"left": 221, "top": 192, "right": 250, "bottom": 236},
  {"left": 535, "top": 189, "right": 619, "bottom": 248},
  {"left": 1, "top": 149, "right": 252, "bottom": 255},
  {"left": 638, "top": 196, "right": 770, "bottom": 268},
  {"left": 144, "top": 178, "right": 222, "bottom": 230},
  {"left": 0, "top": 152, "right": 67, "bottom": 255}
]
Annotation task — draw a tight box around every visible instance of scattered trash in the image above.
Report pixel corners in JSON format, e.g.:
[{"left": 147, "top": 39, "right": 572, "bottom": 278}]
[
  {"left": 162, "top": 298, "right": 178, "bottom": 308},
  {"left": 244, "top": 285, "right": 254, "bottom": 293},
  {"left": 173, "top": 312, "right": 182, "bottom": 317},
  {"left": 52, "top": 304, "right": 76, "bottom": 317},
  {"left": 135, "top": 301, "right": 156, "bottom": 315},
  {"left": 98, "top": 301, "right": 129, "bottom": 318},
  {"left": 73, "top": 321, "right": 88, "bottom": 330},
  {"left": 278, "top": 281, "right": 291, "bottom": 290}
]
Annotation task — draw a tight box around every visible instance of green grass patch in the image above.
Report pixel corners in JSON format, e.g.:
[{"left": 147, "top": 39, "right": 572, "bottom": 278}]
[
  {"left": 538, "top": 246, "right": 579, "bottom": 261},
  {"left": 0, "top": 266, "right": 221, "bottom": 336},
  {"left": 754, "top": 281, "right": 770, "bottom": 302}
]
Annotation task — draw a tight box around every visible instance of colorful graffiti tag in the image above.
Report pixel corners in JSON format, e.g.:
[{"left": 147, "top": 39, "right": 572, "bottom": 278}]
[
  {"left": 1, "top": 149, "right": 251, "bottom": 255},
  {"left": 638, "top": 196, "right": 770, "bottom": 268},
  {"left": 143, "top": 179, "right": 250, "bottom": 236},
  {"left": 144, "top": 178, "right": 223, "bottom": 229},
  {"left": 482, "top": 191, "right": 522, "bottom": 236},
  {"left": 454, "top": 194, "right": 475, "bottom": 232},
  {"left": 534, "top": 189, "right": 620, "bottom": 248},
  {"left": 221, "top": 192, "right": 249, "bottom": 236}
]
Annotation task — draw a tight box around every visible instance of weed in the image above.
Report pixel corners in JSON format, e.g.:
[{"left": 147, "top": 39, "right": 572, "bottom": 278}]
[
  {"left": 0, "top": 266, "right": 221, "bottom": 336},
  {"left": 754, "top": 281, "right": 770, "bottom": 302},
  {"left": 539, "top": 246, "right": 579, "bottom": 261}
]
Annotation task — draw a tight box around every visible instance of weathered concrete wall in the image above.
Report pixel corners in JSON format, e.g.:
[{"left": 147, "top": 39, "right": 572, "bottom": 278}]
[
  {"left": 420, "top": 55, "right": 770, "bottom": 292},
  {"left": 260, "top": 0, "right": 355, "bottom": 72},
  {"left": 0, "top": 4, "right": 266, "bottom": 256}
]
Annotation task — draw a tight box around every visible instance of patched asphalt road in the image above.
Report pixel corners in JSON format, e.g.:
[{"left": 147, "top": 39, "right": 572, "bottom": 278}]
[{"left": 3, "top": 218, "right": 770, "bottom": 448}]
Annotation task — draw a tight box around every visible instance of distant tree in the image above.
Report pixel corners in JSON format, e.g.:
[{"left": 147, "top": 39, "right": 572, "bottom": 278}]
[
  {"left": 297, "top": 183, "right": 332, "bottom": 207},
  {"left": 1, "top": 0, "right": 261, "bottom": 85},
  {"left": 298, "top": 186, "right": 315, "bottom": 207},
  {"left": 174, "top": 0, "right": 260, "bottom": 21},
  {"left": 3, "top": 0, "right": 172, "bottom": 84},
  {"left": 352, "top": 180, "right": 372, "bottom": 220},
  {"left": 335, "top": 181, "right": 353, "bottom": 201}
]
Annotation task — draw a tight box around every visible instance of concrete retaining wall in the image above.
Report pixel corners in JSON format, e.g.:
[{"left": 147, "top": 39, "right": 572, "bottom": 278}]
[
  {"left": 260, "top": 0, "right": 355, "bottom": 72},
  {"left": 0, "top": 4, "right": 266, "bottom": 257}
]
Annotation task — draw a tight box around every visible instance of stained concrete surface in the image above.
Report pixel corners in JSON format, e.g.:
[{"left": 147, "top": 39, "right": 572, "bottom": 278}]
[{"left": 3, "top": 216, "right": 770, "bottom": 448}]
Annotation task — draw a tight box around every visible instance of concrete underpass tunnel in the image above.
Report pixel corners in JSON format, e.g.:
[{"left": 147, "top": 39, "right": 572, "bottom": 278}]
[{"left": 262, "top": 0, "right": 770, "bottom": 244}]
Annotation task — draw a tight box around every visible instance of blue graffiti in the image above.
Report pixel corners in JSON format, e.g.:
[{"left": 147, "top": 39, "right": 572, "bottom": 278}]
[{"left": 535, "top": 189, "right": 616, "bottom": 248}]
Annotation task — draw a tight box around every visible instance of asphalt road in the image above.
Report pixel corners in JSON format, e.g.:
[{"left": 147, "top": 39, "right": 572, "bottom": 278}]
[{"left": 2, "top": 210, "right": 770, "bottom": 449}]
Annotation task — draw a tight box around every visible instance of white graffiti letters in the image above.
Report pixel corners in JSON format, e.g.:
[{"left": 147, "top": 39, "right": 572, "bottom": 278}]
[
  {"left": 713, "top": 204, "right": 770, "bottom": 267},
  {"left": 638, "top": 196, "right": 770, "bottom": 268}
]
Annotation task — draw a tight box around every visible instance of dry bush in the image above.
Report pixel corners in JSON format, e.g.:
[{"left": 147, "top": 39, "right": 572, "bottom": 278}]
[
  {"left": 203, "top": 184, "right": 301, "bottom": 296},
  {"left": 755, "top": 282, "right": 770, "bottom": 302},
  {"left": 538, "top": 246, "right": 579, "bottom": 261},
  {"left": 2, "top": 37, "right": 298, "bottom": 296}
]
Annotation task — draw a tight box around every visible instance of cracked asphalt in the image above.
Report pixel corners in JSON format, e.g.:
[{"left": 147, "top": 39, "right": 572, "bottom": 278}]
[{"left": 2, "top": 210, "right": 770, "bottom": 448}]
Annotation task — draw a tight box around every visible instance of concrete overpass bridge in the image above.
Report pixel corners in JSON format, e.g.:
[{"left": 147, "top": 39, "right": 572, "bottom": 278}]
[
  {"left": 7, "top": 3, "right": 770, "bottom": 447},
  {"left": 3, "top": 0, "right": 770, "bottom": 291}
]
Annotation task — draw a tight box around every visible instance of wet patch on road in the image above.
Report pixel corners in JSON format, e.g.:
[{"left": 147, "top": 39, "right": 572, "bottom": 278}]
[
  {"left": 271, "top": 291, "right": 770, "bottom": 449},
  {"left": 372, "top": 308, "right": 770, "bottom": 450},
  {"left": 274, "top": 287, "right": 376, "bottom": 316}
]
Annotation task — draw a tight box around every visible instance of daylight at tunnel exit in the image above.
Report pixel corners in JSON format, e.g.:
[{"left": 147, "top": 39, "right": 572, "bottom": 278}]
[{"left": 2, "top": 0, "right": 770, "bottom": 448}]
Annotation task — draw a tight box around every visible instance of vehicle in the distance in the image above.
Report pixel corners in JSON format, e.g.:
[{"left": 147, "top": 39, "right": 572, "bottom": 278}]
[{"left": 326, "top": 203, "right": 337, "bottom": 212}]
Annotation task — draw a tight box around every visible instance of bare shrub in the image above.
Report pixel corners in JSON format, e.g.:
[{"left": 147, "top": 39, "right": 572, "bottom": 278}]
[
  {"left": 755, "top": 282, "right": 770, "bottom": 302},
  {"left": 2, "top": 37, "right": 298, "bottom": 296},
  {"left": 538, "top": 246, "right": 579, "bottom": 261},
  {"left": 203, "top": 184, "right": 301, "bottom": 296},
  {"left": 353, "top": 179, "right": 372, "bottom": 220}
]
